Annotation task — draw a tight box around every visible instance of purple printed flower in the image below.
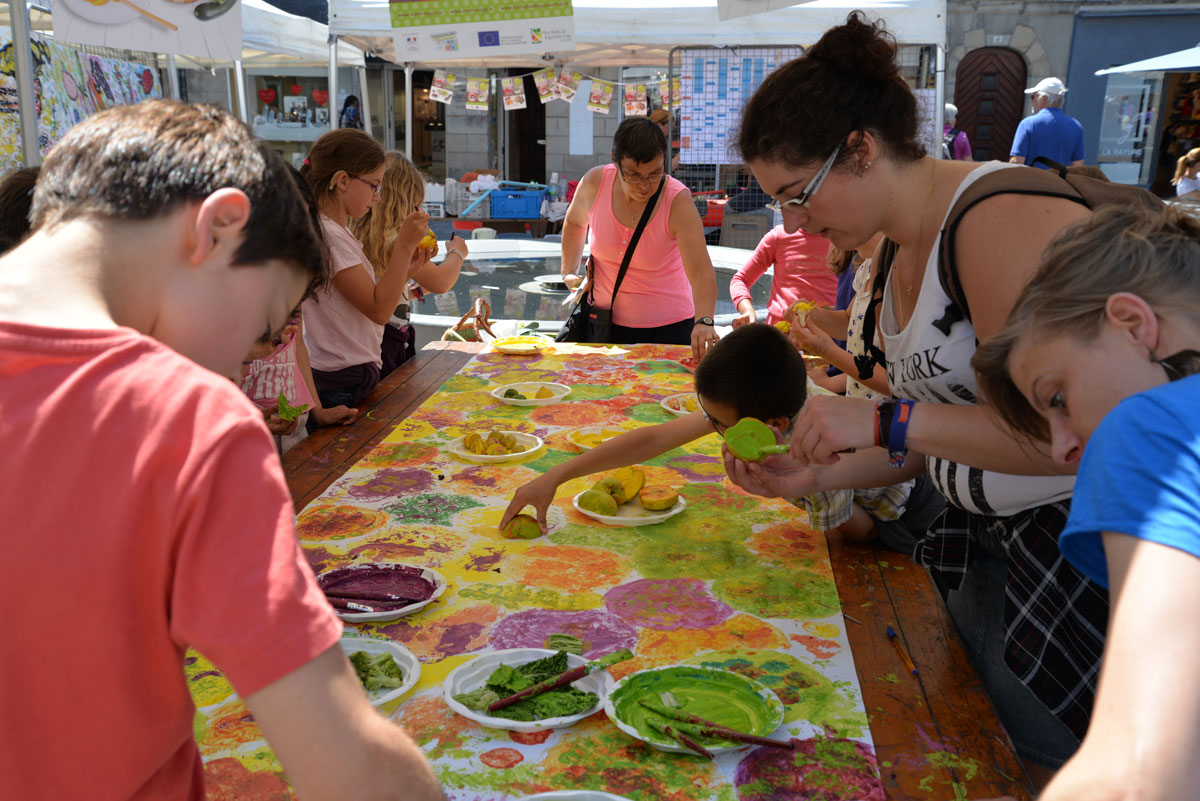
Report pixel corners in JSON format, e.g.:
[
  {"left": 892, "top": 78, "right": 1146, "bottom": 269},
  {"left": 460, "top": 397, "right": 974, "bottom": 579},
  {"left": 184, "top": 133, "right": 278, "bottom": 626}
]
[{"left": 604, "top": 578, "right": 734, "bottom": 631}]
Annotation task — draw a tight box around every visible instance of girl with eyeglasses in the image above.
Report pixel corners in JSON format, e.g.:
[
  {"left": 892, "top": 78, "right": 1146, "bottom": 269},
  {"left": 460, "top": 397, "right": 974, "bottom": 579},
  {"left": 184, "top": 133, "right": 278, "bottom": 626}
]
[
  {"left": 300, "top": 129, "right": 433, "bottom": 410},
  {"left": 724, "top": 12, "right": 1107, "bottom": 774},
  {"left": 560, "top": 116, "right": 719, "bottom": 359}
]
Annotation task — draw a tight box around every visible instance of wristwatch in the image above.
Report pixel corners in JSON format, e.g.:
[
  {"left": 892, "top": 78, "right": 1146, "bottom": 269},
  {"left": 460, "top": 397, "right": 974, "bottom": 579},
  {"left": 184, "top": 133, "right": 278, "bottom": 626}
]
[{"left": 694, "top": 316, "right": 715, "bottom": 327}]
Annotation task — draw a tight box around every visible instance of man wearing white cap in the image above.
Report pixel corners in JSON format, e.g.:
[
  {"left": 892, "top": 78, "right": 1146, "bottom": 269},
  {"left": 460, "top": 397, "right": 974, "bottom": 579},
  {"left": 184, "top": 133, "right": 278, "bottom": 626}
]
[{"left": 1009, "top": 77, "right": 1085, "bottom": 169}]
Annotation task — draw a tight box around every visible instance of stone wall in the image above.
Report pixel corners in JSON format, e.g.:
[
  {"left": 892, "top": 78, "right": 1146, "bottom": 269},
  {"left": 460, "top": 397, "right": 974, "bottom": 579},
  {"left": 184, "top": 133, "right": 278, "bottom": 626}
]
[
  {"left": 544, "top": 67, "right": 623, "bottom": 182},
  {"left": 946, "top": 1, "right": 1077, "bottom": 98},
  {"left": 444, "top": 68, "right": 492, "bottom": 179}
]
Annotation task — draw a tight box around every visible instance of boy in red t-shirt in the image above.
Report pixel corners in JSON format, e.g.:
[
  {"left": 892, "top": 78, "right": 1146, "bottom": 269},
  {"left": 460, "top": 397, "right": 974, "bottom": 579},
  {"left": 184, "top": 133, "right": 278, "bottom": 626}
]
[{"left": 0, "top": 101, "right": 442, "bottom": 801}]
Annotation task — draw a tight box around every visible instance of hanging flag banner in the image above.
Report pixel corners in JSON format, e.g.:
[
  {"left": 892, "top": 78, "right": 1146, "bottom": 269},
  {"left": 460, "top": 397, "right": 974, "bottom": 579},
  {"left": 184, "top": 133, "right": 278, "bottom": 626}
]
[
  {"left": 624, "top": 83, "right": 647, "bottom": 116},
  {"left": 500, "top": 76, "right": 527, "bottom": 111},
  {"left": 587, "top": 79, "right": 614, "bottom": 114},
  {"left": 555, "top": 68, "right": 582, "bottom": 103},
  {"left": 49, "top": 0, "right": 242, "bottom": 61},
  {"left": 532, "top": 68, "right": 556, "bottom": 105},
  {"left": 465, "top": 77, "right": 490, "bottom": 111},
  {"left": 658, "top": 77, "right": 682, "bottom": 110},
  {"left": 391, "top": 0, "right": 574, "bottom": 62},
  {"left": 430, "top": 70, "right": 456, "bottom": 104}
]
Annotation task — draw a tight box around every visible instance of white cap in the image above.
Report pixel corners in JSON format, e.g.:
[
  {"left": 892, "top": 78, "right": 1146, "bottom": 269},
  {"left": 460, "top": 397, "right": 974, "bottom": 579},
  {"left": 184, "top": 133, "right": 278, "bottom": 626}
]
[{"left": 1025, "top": 77, "right": 1067, "bottom": 96}]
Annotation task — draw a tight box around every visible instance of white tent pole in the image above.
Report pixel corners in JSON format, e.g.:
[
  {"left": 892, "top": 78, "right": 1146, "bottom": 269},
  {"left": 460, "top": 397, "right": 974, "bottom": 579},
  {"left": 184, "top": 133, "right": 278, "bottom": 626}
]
[
  {"left": 404, "top": 64, "right": 414, "bottom": 160},
  {"left": 233, "top": 60, "right": 249, "bottom": 123},
  {"left": 329, "top": 36, "right": 339, "bottom": 129},
  {"left": 357, "top": 66, "right": 372, "bottom": 137},
  {"left": 166, "top": 54, "right": 182, "bottom": 101},
  {"left": 382, "top": 66, "right": 395, "bottom": 150},
  {"left": 9, "top": 0, "right": 40, "bottom": 167}
]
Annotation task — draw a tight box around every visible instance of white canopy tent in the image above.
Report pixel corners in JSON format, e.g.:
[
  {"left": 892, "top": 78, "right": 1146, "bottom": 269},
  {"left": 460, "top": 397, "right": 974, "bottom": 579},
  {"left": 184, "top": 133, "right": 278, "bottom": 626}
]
[
  {"left": 3, "top": 0, "right": 365, "bottom": 165},
  {"left": 326, "top": 0, "right": 946, "bottom": 158},
  {"left": 1095, "top": 44, "right": 1200, "bottom": 76}
]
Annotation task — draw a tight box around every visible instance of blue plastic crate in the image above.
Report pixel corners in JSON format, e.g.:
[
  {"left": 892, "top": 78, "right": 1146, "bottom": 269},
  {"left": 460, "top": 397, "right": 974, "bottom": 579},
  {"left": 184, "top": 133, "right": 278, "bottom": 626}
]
[{"left": 489, "top": 189, "right": 544, "bottom": 219}]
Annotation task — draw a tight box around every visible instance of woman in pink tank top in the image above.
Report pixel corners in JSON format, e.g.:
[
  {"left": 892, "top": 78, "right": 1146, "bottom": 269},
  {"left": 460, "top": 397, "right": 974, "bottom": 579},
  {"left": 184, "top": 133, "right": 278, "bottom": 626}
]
[{"left": 560, "top": 117, "right": 718, "bottom": 360}]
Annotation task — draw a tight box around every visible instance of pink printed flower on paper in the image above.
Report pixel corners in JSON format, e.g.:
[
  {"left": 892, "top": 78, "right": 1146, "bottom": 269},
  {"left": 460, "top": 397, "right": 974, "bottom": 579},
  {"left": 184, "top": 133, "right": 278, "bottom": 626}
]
[{"left": 604, "top": 578, "right": 733, "bottom": 631}]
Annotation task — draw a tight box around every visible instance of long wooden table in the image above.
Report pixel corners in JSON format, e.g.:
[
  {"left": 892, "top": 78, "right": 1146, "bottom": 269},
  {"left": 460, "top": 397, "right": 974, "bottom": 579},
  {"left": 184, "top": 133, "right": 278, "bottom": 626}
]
[{"left": 282, "top": 341, "right": 1034, "bottom": 801}]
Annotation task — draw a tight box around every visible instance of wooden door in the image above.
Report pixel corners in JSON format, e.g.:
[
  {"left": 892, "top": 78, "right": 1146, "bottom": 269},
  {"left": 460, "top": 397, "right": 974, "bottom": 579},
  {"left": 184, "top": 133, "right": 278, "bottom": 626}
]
[
  {"left": 953, "top": 48, "right": 1027, "bottom": 161},
  {"left": 506, "top": 71, "right": 545, "bottom": 185}
]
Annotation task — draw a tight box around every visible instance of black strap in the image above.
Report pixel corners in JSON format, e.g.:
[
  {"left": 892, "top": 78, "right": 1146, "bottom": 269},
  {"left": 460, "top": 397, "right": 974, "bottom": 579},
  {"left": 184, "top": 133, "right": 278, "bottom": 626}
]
[
  {"left": 852, "top": 239, "right": 897, "bottom": 381},
  {"left": 593, "top": 176, "right": 666, "bottom": 310}
]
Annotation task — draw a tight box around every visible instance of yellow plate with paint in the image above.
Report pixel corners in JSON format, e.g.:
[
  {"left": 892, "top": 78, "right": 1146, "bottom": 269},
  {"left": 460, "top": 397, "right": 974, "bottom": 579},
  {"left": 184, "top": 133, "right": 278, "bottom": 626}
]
[
  {"left": 489, "top": 335, "right": 553, "bottom": 355},
  {"left": 566, "top": 425, "right": 627, "bottom": 451},
  {"left": 660, "top": 393, "right": 698, "bottom": 416}
]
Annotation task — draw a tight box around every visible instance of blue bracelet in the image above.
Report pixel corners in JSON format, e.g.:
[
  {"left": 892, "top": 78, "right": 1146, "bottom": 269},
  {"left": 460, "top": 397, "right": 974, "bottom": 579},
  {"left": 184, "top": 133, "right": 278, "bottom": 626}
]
[{"left": 887, "top": 399, "right": 915, "bottom": 468}]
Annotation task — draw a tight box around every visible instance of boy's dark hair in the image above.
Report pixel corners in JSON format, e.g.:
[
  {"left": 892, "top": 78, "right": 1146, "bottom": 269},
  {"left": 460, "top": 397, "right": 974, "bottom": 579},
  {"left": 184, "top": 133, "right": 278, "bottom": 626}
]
[
  {"left": 737, "top": 11, "right": 924, "bottom": 170},
  {"left": 31, "top": 101, "right": 325, "bottom": 284},
  {"left": 283, "top": 163, "right": 331, "bottom": 301},
  {"left": 301, "top": 128, "right": 385, "bottom": 210},
  {"left": 0, "top": 166, "right": 39, "bottom": 254},
  {"left": 695, "top": 323, "right": 807, "bottom": 421},
  {"left": 612, "top": 117, "right": 667, "bottom": 166}
]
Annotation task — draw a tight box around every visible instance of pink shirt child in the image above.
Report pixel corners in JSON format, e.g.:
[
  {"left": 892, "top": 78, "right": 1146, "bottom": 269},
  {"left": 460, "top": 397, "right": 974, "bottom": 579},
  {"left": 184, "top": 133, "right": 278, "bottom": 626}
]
[
  {"left": 303, "top": 214, "right": 384, "bottom": 371},
  {"left": 729, "top": 225, "right": 835, "bottom": 324},
  {"left": 240, "top": 314, "right": 316, "bottom": 411},
  {"left": 587, "top": 164, "right": 694, "bottom": 328},
  {"left": 0, "top": 322, "right": 342, "bottom": 800}
]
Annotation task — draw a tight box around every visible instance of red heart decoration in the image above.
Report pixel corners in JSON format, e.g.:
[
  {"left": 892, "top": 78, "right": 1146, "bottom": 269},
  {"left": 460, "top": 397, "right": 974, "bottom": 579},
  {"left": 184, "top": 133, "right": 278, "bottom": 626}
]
[
  {"left": 290, "top": 84, "right": 303, "bottom": 96},
  {"left": 257, "top": 88, "right": 275, "bottom": 105},
  {"left": 312, "top": 89, "right": 329, "bottom": 107},
  {"left": 140, "top": 68, "right": 153, "bottom": 94}
]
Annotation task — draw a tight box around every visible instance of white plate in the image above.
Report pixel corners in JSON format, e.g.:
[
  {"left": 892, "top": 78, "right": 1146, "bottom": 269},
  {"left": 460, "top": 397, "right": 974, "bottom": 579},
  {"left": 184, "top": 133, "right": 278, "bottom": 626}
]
[
  {"left": 443, "top": 648, "right": 611, "bottom": 732},
  {"left": 317, "top": 564, "right": 447, "bottom": 623},
  {"left": 566, "top": 425, "right": 627, "bottom": 451},
  {"left": 604, "top": 666, "right": 785, "bottom": 755},
  {"left": 62, "top": 0, "right": 139, "bottom": 24},
  {"left": 340, "top": 636, "right": 421, "bottom": 707},
  {"left": 572, "top": 491, "right": 686, "bottom": 527},
  {"left": 520, "top": 794, "right": 635, "bottom": 801},
  {"left": 659, "top": 392, "right": 698, "bottom": 416},
  {"left": 446, "top": 431, "right": 544, "bottom": 463},
  {"left": 535, "top": 274, "right": 571, "bottom": 289},
  {"left": 492, "top": 382, "right": 571, "bottom": 407},
  {"left": 488, "top": 335, "right": 554, "bottom": 355}
]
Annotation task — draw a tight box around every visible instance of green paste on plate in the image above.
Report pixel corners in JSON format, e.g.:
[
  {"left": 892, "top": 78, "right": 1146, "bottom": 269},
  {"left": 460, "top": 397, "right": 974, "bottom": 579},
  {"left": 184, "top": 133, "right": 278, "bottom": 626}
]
[
  {"left": 349, "top": 650, "right": 404, "bottom": 693},
  {"left": 610, "top": 666, "right": 783, "bottom": 746},
  {"left": 453, "top": 650, "right": 597, "bottom": 722}
]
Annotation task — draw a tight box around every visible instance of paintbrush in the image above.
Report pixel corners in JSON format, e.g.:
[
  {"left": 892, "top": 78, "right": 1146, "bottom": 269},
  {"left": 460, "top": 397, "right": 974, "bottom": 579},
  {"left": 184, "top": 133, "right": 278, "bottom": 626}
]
[
  {"left": 637, "top": 699, "right": 794, "bottom": 750},
  {"left": 487, "top": 649, "right": 632, "bottom": 712},
  {"left": 644, "top": 718, "right": 714, "bottom": 759}
]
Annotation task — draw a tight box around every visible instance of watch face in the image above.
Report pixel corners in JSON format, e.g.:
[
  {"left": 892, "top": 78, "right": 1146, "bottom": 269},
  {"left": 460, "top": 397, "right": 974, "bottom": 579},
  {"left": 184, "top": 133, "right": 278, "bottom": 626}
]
[{"left": 696, "top": 317, "right": 714, "bottom": 326}]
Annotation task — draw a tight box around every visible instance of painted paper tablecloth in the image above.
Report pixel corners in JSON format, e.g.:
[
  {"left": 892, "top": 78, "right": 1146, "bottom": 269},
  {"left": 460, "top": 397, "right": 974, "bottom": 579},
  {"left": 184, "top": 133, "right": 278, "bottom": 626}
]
[{"left": 189, "top": 343, "right": 884, "bottom": 800}]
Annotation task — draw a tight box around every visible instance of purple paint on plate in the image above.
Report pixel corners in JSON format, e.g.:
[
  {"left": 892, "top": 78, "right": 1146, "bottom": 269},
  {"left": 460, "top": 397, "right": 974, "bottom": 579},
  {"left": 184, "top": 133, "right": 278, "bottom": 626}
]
[
  {"left": 490, "top": 609, "right": 638, "bottom": 659},
  {"left": 604, "top": 578, "right": 734, "bottom": 631}
]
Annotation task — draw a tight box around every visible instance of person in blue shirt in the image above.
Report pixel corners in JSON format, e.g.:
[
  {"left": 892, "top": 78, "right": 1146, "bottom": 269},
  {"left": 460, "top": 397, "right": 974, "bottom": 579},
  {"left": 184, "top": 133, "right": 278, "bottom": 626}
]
[
  {"left": 972, "top": 203, "right": 1200, "bottom": 801},
  {"left": 1009, "top": 77, "right": 1085, "bottom": 169}
]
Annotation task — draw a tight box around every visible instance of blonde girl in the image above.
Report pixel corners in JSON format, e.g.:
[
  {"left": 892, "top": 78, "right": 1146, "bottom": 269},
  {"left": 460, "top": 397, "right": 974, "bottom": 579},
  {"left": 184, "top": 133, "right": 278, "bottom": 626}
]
[
  {"left": 300, "top": 130, "right": 431, "bottom": 409},
  {"left": 1172, "top": 147, "right": 1200, "bottom": 196},
  {"left": 352, "top": 151, "right": 465, "bottom": 292},
  {"left": 972, "top": 204, "right": 1200, "bottom": 801}
]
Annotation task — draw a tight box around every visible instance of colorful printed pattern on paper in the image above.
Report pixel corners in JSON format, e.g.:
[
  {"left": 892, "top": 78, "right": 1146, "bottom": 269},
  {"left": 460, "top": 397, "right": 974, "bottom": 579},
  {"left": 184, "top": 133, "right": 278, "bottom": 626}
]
[{"left": 190, "top": 343, "right": 882, "bottom": 800}]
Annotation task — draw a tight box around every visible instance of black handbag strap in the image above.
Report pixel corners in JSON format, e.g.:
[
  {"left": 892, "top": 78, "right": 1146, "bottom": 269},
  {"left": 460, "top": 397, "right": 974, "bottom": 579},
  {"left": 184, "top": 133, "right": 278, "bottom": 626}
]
[{"left": 594, "top": 176, "right": 666, "bottom": 309}]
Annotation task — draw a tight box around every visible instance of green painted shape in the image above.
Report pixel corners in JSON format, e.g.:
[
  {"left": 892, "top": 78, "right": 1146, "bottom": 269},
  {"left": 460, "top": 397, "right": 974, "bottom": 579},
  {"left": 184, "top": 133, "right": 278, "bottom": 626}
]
[
  {"left": 624, "top": 401, "right": 674, "bottom": 424},
  {"left": 548, "top": 522, "right": 649, "bottom": 555},
  {"left": 562, "top": 384, "right": 626, "bottom": 401},
  {"left": 609, "top": 666, "right": 782, "bottom": 747},
  {"left": 695, "top": 650, "right": 866, "bottom": 736},
  {"left": 522, "top": 448, "right": 579, "bottom": 474},
  {"left": 439, "top": 374, "right": 489, "bottom": 393},
  {"left": 467, "top": 405, "right": 534, "bottom": 423},
  {"left": 633, "top": 359, "right": 692, "bottom": 375},
  {"left": 383, "top": 492, "right": 483, "bottom": 527},
  {"left": 457, "top": 582, "right": 602, "bottom": 612},
  {"left": 876, "top": 673, "right": 900, "bottom": 683},
  {"left": 713, "top": 568, "right": 841, "bottom": 619},
  {"left": 631, "top": 531, "right": 757, "bottom": 580}
]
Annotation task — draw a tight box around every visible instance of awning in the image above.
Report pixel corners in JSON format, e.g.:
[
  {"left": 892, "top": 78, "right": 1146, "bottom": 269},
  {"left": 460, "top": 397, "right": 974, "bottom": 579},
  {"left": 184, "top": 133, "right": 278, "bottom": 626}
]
[
  {"left": 1095, "top": 44, "right": 1200, "bottom": 76},
  {"left": 328, "top": 0, "right": 945, "bottom": 66}
]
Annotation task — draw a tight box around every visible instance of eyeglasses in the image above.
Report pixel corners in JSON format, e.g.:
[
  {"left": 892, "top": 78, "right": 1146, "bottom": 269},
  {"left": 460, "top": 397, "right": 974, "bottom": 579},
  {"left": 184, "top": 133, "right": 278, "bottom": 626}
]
[
  {"left": 765, "top": 141, "right": 843, "bottom": 213},
  {"left": 619, "top": 168, "right": 664, "bottom": 188},
  {"left": 354, "top": 176, "right": 382, "bottom": 197},
  {"left": 696, "top": 395, "right": 730, "bottom": 438}
]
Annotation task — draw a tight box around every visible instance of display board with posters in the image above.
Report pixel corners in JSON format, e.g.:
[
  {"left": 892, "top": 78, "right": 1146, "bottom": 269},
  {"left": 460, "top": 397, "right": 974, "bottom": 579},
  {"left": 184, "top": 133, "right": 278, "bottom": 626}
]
[
  {"left": 0, "top": 26, "right": 163, "bottom": 175},
  {"left": 49, "top": 0, "right": 242, "bottom": 61},
  {"left": 673, "top": 46, "right": 804, "bottom": 166},
  {"left": 391, "top": 0, "right": 573, "bottom": 62}
]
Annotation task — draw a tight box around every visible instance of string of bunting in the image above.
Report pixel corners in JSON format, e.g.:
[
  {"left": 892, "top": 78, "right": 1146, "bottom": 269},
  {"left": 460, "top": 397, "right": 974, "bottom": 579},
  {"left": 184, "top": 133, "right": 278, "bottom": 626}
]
[{"left": 429, "top": 67, "right": 681, "bottom": 116}]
